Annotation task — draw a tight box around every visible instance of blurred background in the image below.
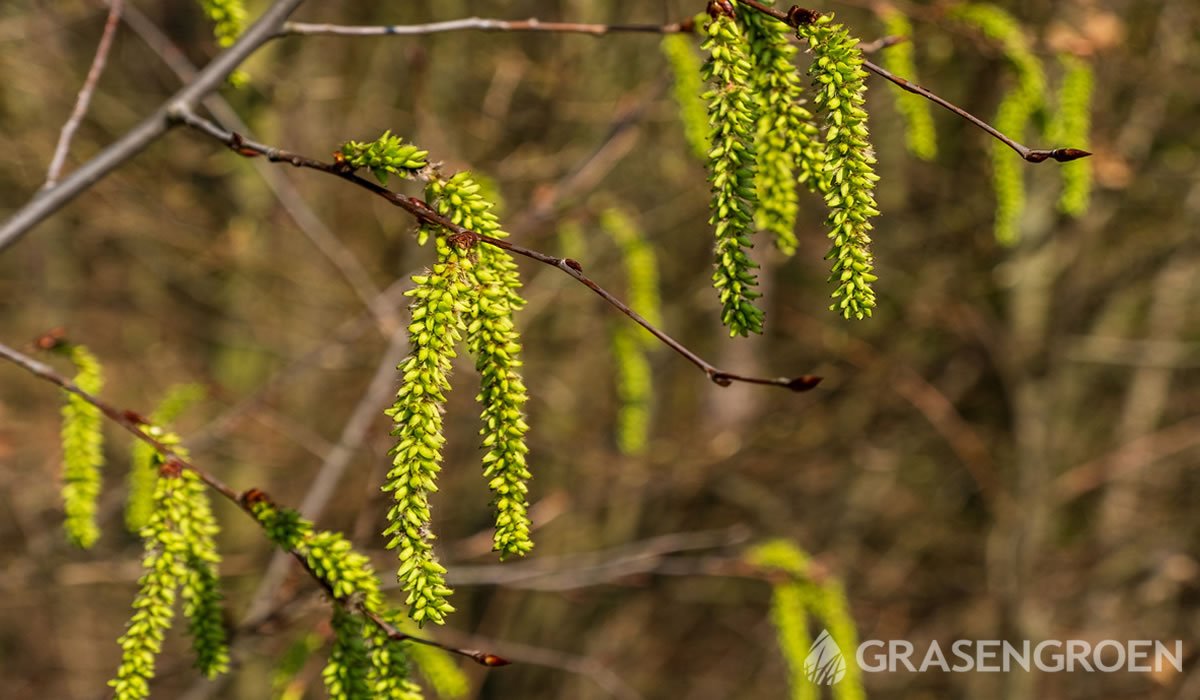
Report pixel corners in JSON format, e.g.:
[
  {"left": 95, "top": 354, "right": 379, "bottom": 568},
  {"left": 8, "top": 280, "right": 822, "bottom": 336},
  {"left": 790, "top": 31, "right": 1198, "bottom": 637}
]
[{"left": 1, "top": 0, "right": 1198, "bottom": 698}]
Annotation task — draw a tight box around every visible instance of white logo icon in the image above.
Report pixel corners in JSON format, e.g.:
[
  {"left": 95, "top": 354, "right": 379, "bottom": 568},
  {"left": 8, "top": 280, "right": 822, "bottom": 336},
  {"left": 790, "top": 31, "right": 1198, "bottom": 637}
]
[{"left": 805, "top": 629, "right": 847, "bottom": 685}]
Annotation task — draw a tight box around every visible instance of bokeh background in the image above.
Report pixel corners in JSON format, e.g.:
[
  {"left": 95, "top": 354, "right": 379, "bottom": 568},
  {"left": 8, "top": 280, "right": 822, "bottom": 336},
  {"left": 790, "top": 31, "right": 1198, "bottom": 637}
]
[{"left": 2, "top": 1, "right": 1198, "bottom": 698}]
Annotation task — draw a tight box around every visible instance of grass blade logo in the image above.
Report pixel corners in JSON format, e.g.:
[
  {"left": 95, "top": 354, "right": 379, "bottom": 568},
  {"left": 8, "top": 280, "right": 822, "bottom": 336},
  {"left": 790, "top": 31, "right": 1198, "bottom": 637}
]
[{"left": 806, "top": 629, "right": 847, "bottom": 685}]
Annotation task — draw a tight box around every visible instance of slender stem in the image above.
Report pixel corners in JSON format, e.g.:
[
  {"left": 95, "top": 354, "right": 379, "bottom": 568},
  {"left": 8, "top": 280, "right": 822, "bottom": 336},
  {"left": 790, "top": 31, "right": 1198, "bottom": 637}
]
[
  {"left": 737, "top": 0, "right": 1091, "bottom": 163},
  {"left": 44, "top": 0, "right": 124, "bottom": 189},
  {"left": 281, "top": 17, "right": 691, "bottom": 38},
  {"left": 0, "top": 338, "right": 506, "bottom": 667},
  {"left": 171, "top": 108, "right": 822, "bottom": 393}
]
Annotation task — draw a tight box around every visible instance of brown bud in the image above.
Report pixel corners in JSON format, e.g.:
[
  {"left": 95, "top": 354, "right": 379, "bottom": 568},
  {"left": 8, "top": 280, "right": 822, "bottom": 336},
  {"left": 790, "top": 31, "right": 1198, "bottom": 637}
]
[
  {"left": 34, "top": 328, "right": 66, "bottom": 351},
  {"left": 240, "top": 488, "right": 271, "bottom": 507},
  {"left": 786, "top": 375, "right": 822, "bottom": 392},
  {"left": 787, "top": 7, "right": 822, "bottom": 26},
  {"left": 159, "top": 458, "right": 184, "bottom": 478},
  {"left": 480, "top": 654, "right": 511, "bottom": 667}
]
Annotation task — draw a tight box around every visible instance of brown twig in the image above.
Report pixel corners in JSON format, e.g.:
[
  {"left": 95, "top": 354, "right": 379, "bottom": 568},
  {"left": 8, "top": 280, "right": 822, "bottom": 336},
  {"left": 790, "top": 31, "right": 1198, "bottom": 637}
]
[
  {"left": 279, "top": 17, "right": 692, "bottom": 38},
  {"left": 169, "top": 108, "right": 822, "bottom": 393},
  {"left": 0, "top": 337, "right": 506, "bottom": 668},
  {"left": 738, "top": 0, "right": 1091, "bottom": 163},
  {"left": 43, "top": 0, "right": 124, "bottom": 189}
]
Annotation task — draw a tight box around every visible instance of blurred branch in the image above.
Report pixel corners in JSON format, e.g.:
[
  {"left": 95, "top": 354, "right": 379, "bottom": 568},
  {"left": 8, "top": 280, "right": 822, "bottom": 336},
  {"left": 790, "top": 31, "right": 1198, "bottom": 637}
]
[
  {"left": 0, "top": 0, "right": 307, "bottom": 253},
  {"left": 241, "top": 324, "right": 412, "bottom": 624},
  {"left": 0, "top": 337, "right": 508, "bottom": 669},
  {"left": 280, "top": 17, "right": 693, "bottom": 38},
  {"left": 441, "top": 527, "right": 752, "bottom": 590},
  {"left": 433, "top": 629, "right": 643, "bottom": 700},
  {"left": 42, "top": 0, "right": 123, "bottom": 189},
  {"left": 171, "top": 108, "right": 823, "bottom": 393},
  {"left": 738, "top": 0, "right": 1091, "bottom": 163},
  {"left": 96, "top": 0, "right": 398, "bottom": 333}
]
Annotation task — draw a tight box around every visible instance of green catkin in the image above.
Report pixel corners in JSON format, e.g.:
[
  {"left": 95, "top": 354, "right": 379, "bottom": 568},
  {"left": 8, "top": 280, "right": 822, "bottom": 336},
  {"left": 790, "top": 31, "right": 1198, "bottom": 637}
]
[
  {"left": 197, "top": 0, "right": 246, "bottom": 47},
  {"left": 425, "top": 171, "right": 534, "bottom": 560},
  {"left": 325, "top": 606, "right": 372, "bottom": 700},
  {"left": 741, "top": 1, "right": 825, "bottom": 255},
  {"left": 949, "top": 4, "right": 1045, "bottom": 246},
  {"left": 748, "top": 540, "right": 864, "bottom": 700},
  {"left": 797, "top": 13, "right": 881, "bottom": 320},
  {"left": 60, "top": 343, "right": 105, "bottom": 548},
  {"left": 366, "top": 617, "right": 427, "bottom": 700},
  {"left": 878, "top": 9, "right": 938, "bottom": 160},
  {"left": 127, "top": 383, "right": 206, "bottom": 533},
  {"left": 610, "top": 329, "right": 652, "bottom": 457},
  {"left": 703, "top": 7, "right": 764, "bottom": 336},
  {"left": 176, "top": 469, "right": 229, "bottom": 678},
  {"left": 250, "top": 503, "right": 425, "bottom": 698},
  {"left": 383, "top": 238, "right": 467, "bottom": 625},
  {"left": 340, "top": 131, "right": 430, "bottom": 186},
  {"left": 109, "top": 471, "right": 189, "bottom": 700},
  {"left": 1053, "top": 54, "right": 1094, "bottom": 216},
  {"left": 600, "top": 208, "right": 661, "bottom": 456},
  {"left": 661, "top": 30, "right": 712, "bottom": 161},
  {"left": 748, "top": 542, "right": 814, "bottom": 700}
]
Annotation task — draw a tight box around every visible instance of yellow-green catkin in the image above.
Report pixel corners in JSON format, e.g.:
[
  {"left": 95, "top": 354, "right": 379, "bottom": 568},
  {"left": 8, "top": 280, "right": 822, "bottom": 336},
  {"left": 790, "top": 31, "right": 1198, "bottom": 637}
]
[
  {"left": 126, "top": 383, "right": 206, "bottom": 533},
  {"left": 383, "top": 236, "right": 468, "bottom": 625},
  {"left": 60, "top": 343, "right": 105, "bottom": 548},
  {"left": 878, "top": 9, "right": 938, "bottom": 160},
  {"left": 1052, "top": 54, "right": 1094, "bottom": 216},
  {"left": 796, "top": 13, "right": 881, "bottom": 320},
  {"left": 662, "top": 27, "right": 711, "bottom": 161},
  {"left": 425, "top": 172, "right": 534, "bottom": 560},
  {"left": 703, "top": 6, "right": 764, "bottom": 336},
  {"left": 950, "top": 4, "right": 1045, "bottom": 246},
  {"left": 600, "top": 207, "right": 661, "bottom": 456},
  {"left": 741, "top": 0, "right": 825, "bottom": 256}
]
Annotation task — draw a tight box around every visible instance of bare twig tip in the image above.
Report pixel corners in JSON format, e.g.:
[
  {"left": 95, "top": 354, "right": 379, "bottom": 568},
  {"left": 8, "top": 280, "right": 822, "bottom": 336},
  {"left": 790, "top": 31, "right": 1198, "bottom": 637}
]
[
  {"left": 480, "top": 653, "right": 511, "bottom": 667},
  {"left": 786, "top": 375, "right": 822, "bottom": 392}
]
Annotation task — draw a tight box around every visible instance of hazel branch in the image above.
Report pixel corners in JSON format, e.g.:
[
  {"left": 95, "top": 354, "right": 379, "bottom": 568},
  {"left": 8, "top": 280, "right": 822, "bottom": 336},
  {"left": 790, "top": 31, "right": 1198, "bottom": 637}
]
[
  {"left": 0, "top": 337, "right": 507, "bottom": 669},
  {"left": 169, "top": 108, "right": 822, "bottom": 393},
  {"left": 739, "top": 0, "right": 1091, "bottom": 163}
]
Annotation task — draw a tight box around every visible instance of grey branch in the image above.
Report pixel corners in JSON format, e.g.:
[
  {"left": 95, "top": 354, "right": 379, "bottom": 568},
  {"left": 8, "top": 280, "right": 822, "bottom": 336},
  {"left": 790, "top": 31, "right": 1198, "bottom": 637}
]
[{"left": 0, "top": 0, "right": 308, "bottom": 253}]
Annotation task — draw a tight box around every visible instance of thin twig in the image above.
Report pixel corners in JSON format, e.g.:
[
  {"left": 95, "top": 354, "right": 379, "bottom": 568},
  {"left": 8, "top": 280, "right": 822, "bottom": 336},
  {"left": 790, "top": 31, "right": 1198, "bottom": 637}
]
[
  {"left": 44, "top": 0, "right": 124, "bottom": 189},
  {"left": 170, "top": 108, "right": 823, "bottom": 393},
  {"left": 0, "top": 337, "right": 507, "bottom": 668},
  {"left": 737, "top": 0, "right": 1091, "bottom": 163},
  {"left": 280, "top": 17, "right": 692, "bottom": 38}
]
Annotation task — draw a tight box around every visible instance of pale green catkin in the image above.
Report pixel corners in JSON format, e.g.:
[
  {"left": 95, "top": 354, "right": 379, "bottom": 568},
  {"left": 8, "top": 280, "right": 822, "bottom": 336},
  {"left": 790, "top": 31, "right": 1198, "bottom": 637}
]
[
  {"left": 878, "top": 9, "right": 938, "bottom": 160},
  {"left": 662, "top": 30, "right": 712, "bottom": 161},
  {"left": 1052, "top": 54, "right": 1094, "bottom": 216},
  {"left": 741, "top": 0, "right": 825, "bottom": 255},
  {"left": 949, "top": 4, "right": 1046, "bottom": 246}
]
